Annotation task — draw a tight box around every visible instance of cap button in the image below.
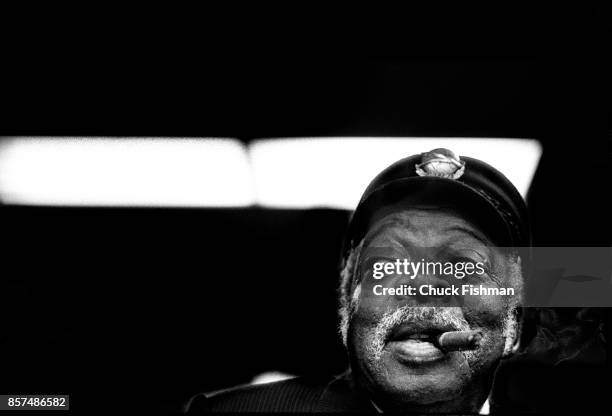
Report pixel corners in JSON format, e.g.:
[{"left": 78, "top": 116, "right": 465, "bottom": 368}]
[{"left": 415, "top": 148, "right": 466, "bottom": 179}]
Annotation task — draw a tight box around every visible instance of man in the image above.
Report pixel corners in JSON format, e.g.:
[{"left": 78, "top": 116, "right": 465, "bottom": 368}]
[{"left": 187, "top": 148, "right": 530, "bottom": 413}]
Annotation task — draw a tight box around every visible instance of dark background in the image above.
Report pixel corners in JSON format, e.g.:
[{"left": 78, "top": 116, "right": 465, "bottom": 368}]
[{"left": 0, "top": 6, "right": 610, "bottom": 414}]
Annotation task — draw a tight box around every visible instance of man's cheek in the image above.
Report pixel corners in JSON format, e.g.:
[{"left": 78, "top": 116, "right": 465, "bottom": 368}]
[
  {"left": 359, "top": 274, "right": 408, "bottom": 309},
  {"left": 461, "top": 302, "right": 510, "bottom": 361},
  {"left": 461, "top": 293, "right": 509, "bottom": 329},
  {"left": 353, "top": 281, "right": 396, "bottom": 322}
]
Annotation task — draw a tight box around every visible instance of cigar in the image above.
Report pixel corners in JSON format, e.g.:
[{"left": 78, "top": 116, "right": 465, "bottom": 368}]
[{"left": 435, "top": 330, "right": 483, "bottom": 351}]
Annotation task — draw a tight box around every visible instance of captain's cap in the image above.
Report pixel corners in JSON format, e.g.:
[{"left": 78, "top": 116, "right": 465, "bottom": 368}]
[{"left": 344, "top": 148, "right": 531, "bottom": 254}]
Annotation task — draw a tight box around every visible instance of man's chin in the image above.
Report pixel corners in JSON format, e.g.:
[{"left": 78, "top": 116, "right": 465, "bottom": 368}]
[
  {"left": 367, "top": 346, "right": 470, "bottom": 407},
  {"left": 388, "top": 339, "right": 448, "bottom": 367}
]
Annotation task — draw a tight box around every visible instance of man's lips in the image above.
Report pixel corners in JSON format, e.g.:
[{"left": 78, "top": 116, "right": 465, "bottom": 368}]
[
  {"left": 386, "top": 322, "right": 457, "bottom": 365},
  {"left": 389, "top": 339, "right": 445, "bottom": 364},
  {"left": 389, "top": 322, "right": 457, "bottom": 343}
]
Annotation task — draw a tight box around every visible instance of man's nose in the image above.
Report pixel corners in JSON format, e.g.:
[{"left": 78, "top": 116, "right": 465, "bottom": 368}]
[{"left": 411, "top": 274, "right": 462, "bottom": 306}]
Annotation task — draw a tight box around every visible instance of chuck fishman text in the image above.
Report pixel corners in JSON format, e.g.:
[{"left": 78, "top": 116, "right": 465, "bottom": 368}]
[{"left": 373, "top": 284, "right": 515, "bottom": 297}]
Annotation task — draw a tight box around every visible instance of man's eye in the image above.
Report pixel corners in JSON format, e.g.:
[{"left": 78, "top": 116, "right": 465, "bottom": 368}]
[
  {"left": 364, "top": 257, "right": 393, "bottom": 271},
  {"left": 448, "top": 249, "right": 489, "bottom": 267},
  {"left": 454, "top": 258, "right": 501, "bottom": 284},
  {"left": 450, "top": 256, "right": 494, "bottom": 277},
  {"left": 452, "top": 256, "right": 479, "bottom": 266}
]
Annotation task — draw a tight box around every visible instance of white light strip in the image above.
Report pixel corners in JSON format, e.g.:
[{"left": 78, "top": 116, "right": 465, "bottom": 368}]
[
  {"left": 0, "top": 137, "right": 256, "bottom": 207},
  {"left": 250, "top": 137, "right": 542, "bottom": 210},
  {"left": 0, "top": 137, "right": 542, "bottom": 209}
]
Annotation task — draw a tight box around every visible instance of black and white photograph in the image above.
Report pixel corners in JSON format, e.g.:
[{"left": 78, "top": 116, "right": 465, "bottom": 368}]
[{"left": 0, "top": 6, "right": 610, "bottom": 414}]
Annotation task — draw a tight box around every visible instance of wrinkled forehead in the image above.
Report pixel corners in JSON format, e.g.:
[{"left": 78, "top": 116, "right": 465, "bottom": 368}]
[{"left": 363, "top": 207, "right": 494, "bottom": 251}]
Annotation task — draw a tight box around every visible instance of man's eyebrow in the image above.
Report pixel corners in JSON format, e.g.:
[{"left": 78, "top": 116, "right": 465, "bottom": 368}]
[
  {"left": 445, "top": 225, "right": 491, "bottom": 246},
  {"left": 363, "top": 217, "right": 411, "bottom": 244}
]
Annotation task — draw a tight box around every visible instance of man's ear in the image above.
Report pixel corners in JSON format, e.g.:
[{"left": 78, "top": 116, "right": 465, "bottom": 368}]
[{"left": 503, "top": 306, "right": 523, "bottom": 357}]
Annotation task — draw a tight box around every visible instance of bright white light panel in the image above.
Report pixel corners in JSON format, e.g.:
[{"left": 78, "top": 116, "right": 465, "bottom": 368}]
[{"left": 0, "top": 137, "right": 541, "bottom": 209}]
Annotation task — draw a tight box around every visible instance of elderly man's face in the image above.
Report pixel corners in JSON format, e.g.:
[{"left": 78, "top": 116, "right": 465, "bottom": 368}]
[{"left": 346, "top": 208, "right": 522, "bottom": 413}]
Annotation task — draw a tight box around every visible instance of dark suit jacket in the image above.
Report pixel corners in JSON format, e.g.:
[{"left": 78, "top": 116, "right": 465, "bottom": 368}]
[{"left": 186, "top": 372, "right": 378, "bottom": 413}]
